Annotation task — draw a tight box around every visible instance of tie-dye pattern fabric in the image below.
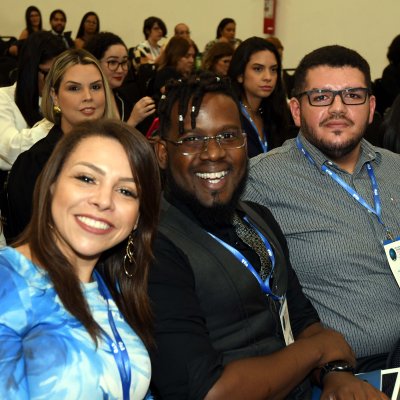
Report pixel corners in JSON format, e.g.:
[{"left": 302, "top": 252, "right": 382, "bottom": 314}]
[{"left": 0, "top": 247, "right": 152, "bottom": 399}]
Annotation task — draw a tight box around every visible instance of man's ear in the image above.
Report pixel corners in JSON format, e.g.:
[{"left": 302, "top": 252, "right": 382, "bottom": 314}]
[
  {"left": 368, "top": 95, "right": 376, "bottom": 124},
  {"left": 289, "top": 97, "right": 301, "bottom": 127},
  {"left": 154, "top": 138, "right": 168, "bottom": 170}
]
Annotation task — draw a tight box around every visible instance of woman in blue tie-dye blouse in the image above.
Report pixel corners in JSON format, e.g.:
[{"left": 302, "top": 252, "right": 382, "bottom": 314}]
[{"left": 0, "top": 119, "right": 161, "bottom": 399}]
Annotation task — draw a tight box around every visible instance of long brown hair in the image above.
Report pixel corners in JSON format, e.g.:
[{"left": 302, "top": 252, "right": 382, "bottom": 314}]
[
  {"left": 158, "top": 36, "right": 192, "bottom": 70},
  {"left": 15, "top": 119, "right": 161, "bottom": 348}
]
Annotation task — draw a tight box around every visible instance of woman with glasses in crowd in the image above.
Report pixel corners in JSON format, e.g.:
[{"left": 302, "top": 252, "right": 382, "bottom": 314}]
[
  {"left": 5, "top": 48, "right": 114, "bottom": 241},
  {"left": 75, "top": 11, "right": 100, "bottom": 49},
  {"left": 134, "top": 16, "right": 167, "bottom": 66},
  {"left": 0, "top": 119, "right": 160, "bottom": 399},
  {"left": 85, "top": 32, "right": 156, "bottom": 133}
]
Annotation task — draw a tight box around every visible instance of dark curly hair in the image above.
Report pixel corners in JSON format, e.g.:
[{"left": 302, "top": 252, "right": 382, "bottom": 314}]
[{"left": 158, "top": 71, "right": 239, "bottom": 138}]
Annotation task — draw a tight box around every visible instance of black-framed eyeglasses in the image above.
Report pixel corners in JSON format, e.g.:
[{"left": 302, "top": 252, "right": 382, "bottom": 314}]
[
  {"left": 164, "top": 131, "right": 246, "bottom": 156},
  {"left": 38, "top": 67, "right": 50, "bottom": 79},
  {"left": 103, "top": 59, "right": 129, "bottom": 72},
  {"left": 295, "top": 87, "right": 371, "bottom": 107}
]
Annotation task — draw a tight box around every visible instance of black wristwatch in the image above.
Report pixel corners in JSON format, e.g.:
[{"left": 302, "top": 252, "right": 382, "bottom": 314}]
[{"left": 319, "top": 360, "right": 355, "bottom": 386}]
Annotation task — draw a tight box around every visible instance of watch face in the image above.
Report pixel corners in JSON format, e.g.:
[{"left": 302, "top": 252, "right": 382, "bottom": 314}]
[{"left": 325, "top": 361, "right": 354, "bottom": 371}]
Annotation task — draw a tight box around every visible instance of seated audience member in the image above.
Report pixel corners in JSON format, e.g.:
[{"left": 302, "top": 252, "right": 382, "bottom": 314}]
[
  {"left": 85, "top": 32, "right": 156, "bottom": 133},
  {"left": 243, "top": 45, "right": 400, "bottom": 370},
  {"left": 148, "top": 72, "right": 387, "bottom": 399},
  {"left": 9, "top": 5, "right": 43, "bottom": 56},
  {"left": 5, "top": 48, "right": 114, "bottom": 242},
  {"left": 75, "top": 11, "right": 100, "bottom": 49},
  {"left": 377, "top": 34, "right": 400, "bottom": 115},
  {"left": 19, "top": 5, "right": 43, "bottom": 39},
  {"left": 204, "top": 18, "right": 241, "bottom": 55},
  {"left": 228, "top": 37, "right": 290, "bottom": 157},
  {"left": 134, "top": 16, "right": 167, "bottom": 66},
  {"left": 49, "top": 9, "right": 75, "bottom": 49},
  {"left": 174, "top": 22, "right": 200, "bottom": 60},
  {"left": 381, "top": 93, "right": 400, "bottom": 153},
  {"left": 0, "top": 119, "right": 160, "bottom": 399},
  {"left": 174, "top": 23, "right": 190, "bottom": 40},
  {"left": 0, "top": 31, "right": 65, "bottom": 172},
  {"left": 201, "top": 42, "right": 234, "bottom": 77},
  {"left": 152, "top": 36, "right": 195, "bottom": 98}
]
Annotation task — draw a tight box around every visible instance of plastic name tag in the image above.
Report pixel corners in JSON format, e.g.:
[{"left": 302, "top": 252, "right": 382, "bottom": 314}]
[
  {"left": 279, "top": 298, "right": 294, "bottom": 346},
  {"left": 312, "top": 367, "right": 400, "bottom": 399},
  {"left": 383, "top": 237, "right": 400, "bottom": 289}
]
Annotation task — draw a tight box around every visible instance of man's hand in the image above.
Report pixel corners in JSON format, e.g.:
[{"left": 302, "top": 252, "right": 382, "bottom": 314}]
[{"left": 321, "top": 372, "right": 389, "bottom": 400}]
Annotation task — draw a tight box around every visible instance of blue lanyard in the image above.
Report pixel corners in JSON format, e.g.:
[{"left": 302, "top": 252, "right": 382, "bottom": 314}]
[
  {"left": 94, "top": 271, "right": 132, "bottom": 400},
  {"left": 207, "top": 216, "right": 282, "bottom": 300},
  {"left": 240, "top": 102, "right": 268, "bottom": 153},
  {"left": 296, "top": 136, "right": 394, "bottom": 240}
]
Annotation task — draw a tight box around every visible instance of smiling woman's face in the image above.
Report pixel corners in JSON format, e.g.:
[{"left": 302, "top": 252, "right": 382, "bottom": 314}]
[{"left": 51, "top": 135, "right": 140, "bottom": 276}]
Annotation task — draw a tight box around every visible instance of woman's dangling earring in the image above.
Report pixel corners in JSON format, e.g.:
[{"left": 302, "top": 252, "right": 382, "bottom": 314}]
[
  {"left": 53, "top": 105, "right": 62, "bottom": 114},
  {"left": 123, "top": 233, "right": 136, "bottom": 278}
]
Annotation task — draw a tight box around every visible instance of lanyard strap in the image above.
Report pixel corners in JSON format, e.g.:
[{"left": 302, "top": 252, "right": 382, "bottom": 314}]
[
  {"left": 240, "top": 102, "right": 268, "bottom": 153},
  {"left": 94, "top": 272, "right": 132, "bottom": 400},
  {"left": 296, "top": 136, "right": 393, "bottom": 240},
  {"left": 207, "top": 216, "right": 282, "bottom": 300}
]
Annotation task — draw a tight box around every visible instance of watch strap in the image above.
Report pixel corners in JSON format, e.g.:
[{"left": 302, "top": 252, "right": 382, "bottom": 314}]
[{"left": 319, "top": 361, "right": 355, "bottom": 386}]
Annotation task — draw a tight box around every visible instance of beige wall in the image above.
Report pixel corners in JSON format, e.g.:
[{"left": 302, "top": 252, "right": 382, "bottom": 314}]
[{"left": 1, "top": 0, "right": 399, "bottom": 79}]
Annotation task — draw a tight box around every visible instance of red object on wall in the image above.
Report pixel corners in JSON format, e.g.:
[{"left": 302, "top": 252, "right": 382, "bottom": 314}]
[{"left": 264, "top": 0, "right": 276, "bottom": 34}]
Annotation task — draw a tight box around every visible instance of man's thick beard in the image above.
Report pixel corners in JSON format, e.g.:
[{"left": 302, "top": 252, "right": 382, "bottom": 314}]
[
  {"left": 164, "top": 166, "right": 248, "bottom": 231},
  {"left": 300, "top": 115, "right": 369, "bottom": 160}
]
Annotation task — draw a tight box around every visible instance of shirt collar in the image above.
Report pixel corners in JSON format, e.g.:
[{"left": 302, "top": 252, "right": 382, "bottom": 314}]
[
  {"left": 297, "top": 131, "right": 382, "bottom": 175},
  {"left": 51, "top": 30, "right": 63, "bottom": 37}
]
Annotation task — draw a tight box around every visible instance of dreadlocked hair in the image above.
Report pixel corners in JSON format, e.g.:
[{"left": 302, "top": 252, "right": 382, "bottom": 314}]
[{"left": 158, "top": 71, "right": 240, "bottom": 138}]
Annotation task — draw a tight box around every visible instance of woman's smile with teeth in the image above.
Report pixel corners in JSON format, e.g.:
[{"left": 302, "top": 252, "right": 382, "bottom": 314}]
[{"left": 77, "top": 216, "right": 110, "bottom": 230}]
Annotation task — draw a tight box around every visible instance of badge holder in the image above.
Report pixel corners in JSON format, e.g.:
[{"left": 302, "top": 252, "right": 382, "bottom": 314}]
[{"left": 383, "top": 237, "right": 400, "bottom": 289}]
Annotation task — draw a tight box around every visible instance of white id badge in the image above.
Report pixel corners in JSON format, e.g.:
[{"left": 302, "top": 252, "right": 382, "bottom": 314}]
[
  {"left": 279, "top": 297, "right": 294, "bottom": 345},
  {"left": 383, "top": 237, "right": 400, "bottom": 289}
]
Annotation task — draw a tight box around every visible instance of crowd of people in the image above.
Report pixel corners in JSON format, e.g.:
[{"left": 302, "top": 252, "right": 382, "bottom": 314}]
[{"left": 0, "top": 5, "right": 399, "bottom": 400}]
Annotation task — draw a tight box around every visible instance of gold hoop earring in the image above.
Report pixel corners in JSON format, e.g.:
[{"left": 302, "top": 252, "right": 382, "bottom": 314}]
[
  {"left": 53, "top": 105, "right": 62, "bottom": 114},
  {"left": 123, "top": 233, "right": 136, "bottom": 278}
]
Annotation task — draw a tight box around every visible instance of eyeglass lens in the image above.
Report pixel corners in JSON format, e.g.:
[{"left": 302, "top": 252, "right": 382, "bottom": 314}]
[
  {"left": 107, "top": 60, "right": 129, "bottom": 71},
  {"left": 180, "top": 132, "right": 245, "bottom": 155},
  {"left": 307, "top": 88, "right": 368, "bottom": 106}
]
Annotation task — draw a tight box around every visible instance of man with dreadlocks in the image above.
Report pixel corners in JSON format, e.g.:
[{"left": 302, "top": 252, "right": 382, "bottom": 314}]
[{"left": 148, "top": 72, "right": 386, "bottom": 400}]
